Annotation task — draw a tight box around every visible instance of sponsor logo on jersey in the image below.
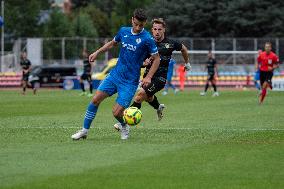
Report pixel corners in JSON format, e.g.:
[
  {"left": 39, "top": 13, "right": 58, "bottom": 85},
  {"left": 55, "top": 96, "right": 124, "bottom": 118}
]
[{"left": 122, "top": 42, "right": 137, "bottom": 52}]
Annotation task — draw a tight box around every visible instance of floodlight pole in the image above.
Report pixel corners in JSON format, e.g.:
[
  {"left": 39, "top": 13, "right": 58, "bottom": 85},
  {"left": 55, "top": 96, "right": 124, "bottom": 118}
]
[{"left": 1, "top": 0, "right": 4, "bottom": 72}]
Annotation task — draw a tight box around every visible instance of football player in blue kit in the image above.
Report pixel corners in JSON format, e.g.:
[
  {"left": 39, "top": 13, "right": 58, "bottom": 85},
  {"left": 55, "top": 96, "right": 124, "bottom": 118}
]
[{"left": 71, "top": 8, "right": 160, "bottom": 140}]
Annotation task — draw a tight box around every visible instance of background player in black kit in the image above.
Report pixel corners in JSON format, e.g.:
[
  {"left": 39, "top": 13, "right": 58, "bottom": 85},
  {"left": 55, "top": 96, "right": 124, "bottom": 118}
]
[
  {"left": 200, "top": 51, "right": 219, "bottom": 96},
  {"left": 131, "top": 18, "right": 191, "bottom": 120},
  {"left": 20, "top": 52, "right": 32, "bottom": 95},
  {"left": 79, "top": 49, "right": 93, "bottom": 97}
]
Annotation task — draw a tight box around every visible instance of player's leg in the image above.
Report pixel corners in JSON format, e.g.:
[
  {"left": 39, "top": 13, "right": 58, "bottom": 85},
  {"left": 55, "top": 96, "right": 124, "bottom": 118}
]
[
  {"left": 87, "top": 75, "right": 93, "bottom": 97},
  {"left": 22, "top": 73, "right": 28, "bottom": 95},
  {"left": 259, "top": 71, "right": 267, "bottom": 104},
  {"left": 72, "top": 76, "right": 116, "bottom": 140},
  {"left": 79, "top": 75, "right": 86, "bottom": 96},
  {"left": 88, "top": 76, "right": 93, "bottom": 94},
  {"left": 131, "top": 88, "right": 148, "bottom": 109},
  {"left": 114, "top": 83, "right": 137, "bottom": 139},
  {"left": 22, "top": 80, "right": 26, "bottom": 95},
  {"left": 146, "top": 95, "right": 165, "bottom": 121},
  {"left": 31, "top": 81, "right": 36, "bottom": 95},
  {"left": 259, "top": 72, "right": 273, "bottom": 104},
  {"left": 254, "top": 72, "right": 261, "bottom": 91},
  {"left": 200, "top": 76, "right": 210, "bottom": 96},
  {"left": 180, "top": 77, "right": 185, "bottom": 91},
  {"left": 169, "top": 79, "right": 178, "bottom": 94},
  {"left": 162, "top": 81, "right": 169, "bottom": 95},
  {"left": 144, "top": 78, "right": 166, "bottom": 120},
  {"left": 71, "top": 91, "right": 109, "bottom": 140},
  {"left": 212, "top": 77, "right": 219, "bottom": 96}
]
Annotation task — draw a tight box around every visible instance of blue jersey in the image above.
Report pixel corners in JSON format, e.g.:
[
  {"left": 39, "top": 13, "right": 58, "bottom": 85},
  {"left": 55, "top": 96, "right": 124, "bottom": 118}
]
[
  {"left": 112, "top": 27, "right": 158, "bottom": 85},
  {"left": 167, "top": 59, "right": 176, "bottom": 80}
]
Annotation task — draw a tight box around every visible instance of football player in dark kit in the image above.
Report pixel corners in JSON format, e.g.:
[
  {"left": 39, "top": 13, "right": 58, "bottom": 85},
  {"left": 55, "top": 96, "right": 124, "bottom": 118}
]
[
  {"left": 79, "top": 49, "right": 93, "bottom": 97},
  {"left": 130, "top": 18, "right": 191, "bottom": 120},
  {"left": 200, "top": 51, "right": 219, "bottom": 97},
  {"left": 20, "top": 52, "right": 32, "bottom": 95}
]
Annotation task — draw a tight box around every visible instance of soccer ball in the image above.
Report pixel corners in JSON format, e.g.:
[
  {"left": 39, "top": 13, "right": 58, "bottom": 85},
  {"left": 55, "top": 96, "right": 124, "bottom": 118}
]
[{"left": 123, "top": 107, "right": 142, "bottom": 126}]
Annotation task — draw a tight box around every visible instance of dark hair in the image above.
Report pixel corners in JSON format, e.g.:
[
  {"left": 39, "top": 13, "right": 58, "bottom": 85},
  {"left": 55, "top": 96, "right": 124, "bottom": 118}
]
[
  {"left": 152, "top": 18, "right": 166, "bottom": 27},
  {"left": 265, "top": 42, "right": 272, "bottom": 46},
  {"left": 133, "top": 8, "right": 147, "bottom": 22}
]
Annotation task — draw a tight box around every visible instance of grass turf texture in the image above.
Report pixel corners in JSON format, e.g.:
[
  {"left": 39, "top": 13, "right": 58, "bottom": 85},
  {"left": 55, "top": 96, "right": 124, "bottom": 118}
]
[{"left": 0, "top": 89, "right": 283, "bottom": 189}]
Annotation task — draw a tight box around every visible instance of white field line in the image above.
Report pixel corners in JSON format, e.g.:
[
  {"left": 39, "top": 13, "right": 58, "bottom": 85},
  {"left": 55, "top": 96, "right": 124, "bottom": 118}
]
[{"left": 2, "top": 126, "right": 284, "bottom": 131}]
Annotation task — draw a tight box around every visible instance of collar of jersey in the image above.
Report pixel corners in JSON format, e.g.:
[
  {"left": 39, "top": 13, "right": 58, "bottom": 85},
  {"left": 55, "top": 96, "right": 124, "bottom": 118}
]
[{"left": 131, "top": 28, "right": 144, "bottom": 35}]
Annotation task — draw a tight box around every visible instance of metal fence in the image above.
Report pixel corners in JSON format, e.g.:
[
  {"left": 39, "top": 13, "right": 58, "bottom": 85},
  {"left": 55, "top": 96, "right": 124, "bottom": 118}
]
[{"left": 2, "top": 37, "right": 284, "bottom": 72}]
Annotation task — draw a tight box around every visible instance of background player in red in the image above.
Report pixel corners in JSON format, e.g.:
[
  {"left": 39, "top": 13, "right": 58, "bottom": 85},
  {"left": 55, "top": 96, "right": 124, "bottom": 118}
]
[
  {"left": 178, "top": 64, "right": 186, "bottom": 91},
  {"left": 257, "top": 42, "right": 279, "bottom": 104}
]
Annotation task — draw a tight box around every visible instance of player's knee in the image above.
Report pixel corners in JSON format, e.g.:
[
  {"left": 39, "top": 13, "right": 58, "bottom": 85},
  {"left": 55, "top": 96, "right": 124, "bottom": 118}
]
[
  {"left": 146, "top": 96, "right": 154, "bottom": 102},
  {"left": 134, "top": 93, "right": 145, "bottom": 103},
  {"left": 91, "top": 95, "right": 102, "bottom": 106},
  {"left": 112, "top": 109, "right": 123, "bottom": 118}
]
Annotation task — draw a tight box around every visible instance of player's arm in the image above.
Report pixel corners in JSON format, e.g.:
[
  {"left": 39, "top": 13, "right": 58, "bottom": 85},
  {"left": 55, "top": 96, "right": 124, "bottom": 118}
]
[
  {"left": 268, "top": 55, "right": 280, "bottom": 71},
  {"left": 142, "top": 53, "right": 160, "bottom": 87},
  {"left": 214, "top": 61, "right": 218, "bottom": 76},
  {"left": 180, "top": 44, "right": 191, "bottom": 71},
  {"left": 89, "top": 40, "right": 118, "bottom": 62}
]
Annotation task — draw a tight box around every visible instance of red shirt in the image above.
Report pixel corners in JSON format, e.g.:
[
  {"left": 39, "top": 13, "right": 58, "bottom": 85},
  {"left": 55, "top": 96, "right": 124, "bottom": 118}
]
[{"left": 257, "top": 51, "right": 279, "bottom": 71}]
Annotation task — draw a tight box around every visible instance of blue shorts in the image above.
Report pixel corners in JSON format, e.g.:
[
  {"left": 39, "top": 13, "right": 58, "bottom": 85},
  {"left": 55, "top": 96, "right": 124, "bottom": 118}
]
[
  {"left": 97, "top": 75, "right": 137, "bottom": 108},
  {"left": 254, "top": 71, "right": 260, "bottom": 81}
]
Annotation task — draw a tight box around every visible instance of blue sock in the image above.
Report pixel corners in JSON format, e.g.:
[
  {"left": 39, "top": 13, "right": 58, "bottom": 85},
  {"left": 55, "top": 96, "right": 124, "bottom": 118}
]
[{"left": 83, "top": 103, "right": 98, "bottom": 129}]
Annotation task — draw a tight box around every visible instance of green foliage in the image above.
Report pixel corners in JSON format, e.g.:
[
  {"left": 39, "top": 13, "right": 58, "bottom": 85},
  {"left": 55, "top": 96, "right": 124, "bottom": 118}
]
[
  {"left": 5, "top": 0, "right": 43, "bottom": 37},
  {"left": 148, "top": 0, "right": 284, "bottom": 37},
  {"left": 80, "top": 5, "right": 108, "bottom": 37},
  {"left": 5, "top": 0, "right": 284, "bottom": 38}
]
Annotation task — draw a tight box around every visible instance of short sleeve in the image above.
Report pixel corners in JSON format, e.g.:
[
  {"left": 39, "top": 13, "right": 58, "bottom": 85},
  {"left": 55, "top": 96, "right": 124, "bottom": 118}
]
[
  {"left": 147, "top": 37, "right": 158, "bottom": 55},
  {"left": 114, "top": 28, "right": 122, "bottom": 43},
  {"left": 173, "top": 40, "right": 182, "bottom": 51},
  {"left": 273, "top": 54, "right": 279, "bottom": 64},
  {"left": 257, "top": 54, "right": 261, "bottom": 63}
]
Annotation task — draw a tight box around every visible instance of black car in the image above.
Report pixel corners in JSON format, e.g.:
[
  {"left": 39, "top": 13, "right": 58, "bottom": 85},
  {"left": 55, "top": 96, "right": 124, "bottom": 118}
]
[{"left": 29, "top": 65, "right": 77, "bottom": 87}]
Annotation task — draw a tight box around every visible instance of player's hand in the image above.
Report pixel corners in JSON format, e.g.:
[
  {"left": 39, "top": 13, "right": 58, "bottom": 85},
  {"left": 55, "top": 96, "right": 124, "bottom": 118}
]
[
  {"left": 268, "top": 67, "right": 273, "bottom": 71},
  {"left": 89, "top": 52, "right": 99, "bottom": 62},
  {"left": 142, "top": 76, "right": 151, "bottom": 87},
  {"left": 184, "top": 62, "right": 191, "bottom": 71}
]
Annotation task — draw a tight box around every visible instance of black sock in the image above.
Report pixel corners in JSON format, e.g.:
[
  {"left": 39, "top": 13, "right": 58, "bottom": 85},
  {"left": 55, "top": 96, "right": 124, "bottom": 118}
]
[
  {"left": 148, "top": 95, "right": 160, "bottom": 110},
  {"left": 131, "top": 101, "right": 142, "bottom": 109},
  {"left": 204, "top": 83, "right": 209, "bottom": 92},
  {"left": 212, "top": 84, "right": 217, "bottom": 92},
  {"left": 89, "top": 82, "right": 93, "bottom": 94},
  {"left": 80, "top": 83, "right": 85, "bottom": 92}
]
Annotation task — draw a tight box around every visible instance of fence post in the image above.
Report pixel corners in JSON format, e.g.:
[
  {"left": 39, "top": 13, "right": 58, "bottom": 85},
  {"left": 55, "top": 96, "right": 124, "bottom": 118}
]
[
  {"left": 276, "top": 38, "right": 279, "bottom": 56},
  {"left": 233, "top": 38, "right": 236, "bottom": 65},
  {"left": 83, "top": 37, "right": 87, "bottom": 50},
  {"left": 62, "top": 37, "right": 65, "bottom": 64},
  {"left": 254, "top": 38, "right": 258, "bottom": 63}
]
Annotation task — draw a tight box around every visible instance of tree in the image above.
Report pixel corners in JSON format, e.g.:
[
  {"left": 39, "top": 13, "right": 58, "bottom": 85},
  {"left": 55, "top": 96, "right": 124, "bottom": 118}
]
[
  {"left": 5, "top": 0, "right": 49, "bottom": 37},
  {"left": 147, "top": 0, "right": 284, "bottom": 37}
]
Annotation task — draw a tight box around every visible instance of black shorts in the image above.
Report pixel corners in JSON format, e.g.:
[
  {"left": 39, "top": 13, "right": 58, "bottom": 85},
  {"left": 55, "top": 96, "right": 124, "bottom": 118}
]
[
  {"left": 208, "top": 73, "right": 215, "bottom": 81},
  {"left": 142, "top": 76, "right": 166, "bottom": 97},
  {"left": 260, "top": 71, "right": 273, "bottom": 86},
  {"left": 22, "top": 72, "right": 29, "bottom": 81},
  {"left": 81, "top": 73, "right": 92, "bottom": 82}
]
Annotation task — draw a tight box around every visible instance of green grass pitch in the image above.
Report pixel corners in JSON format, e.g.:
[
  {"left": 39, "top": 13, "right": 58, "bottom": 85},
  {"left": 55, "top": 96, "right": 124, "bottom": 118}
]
[{"left": 0, "top": 89, "right": 283, "bottom": 189}]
